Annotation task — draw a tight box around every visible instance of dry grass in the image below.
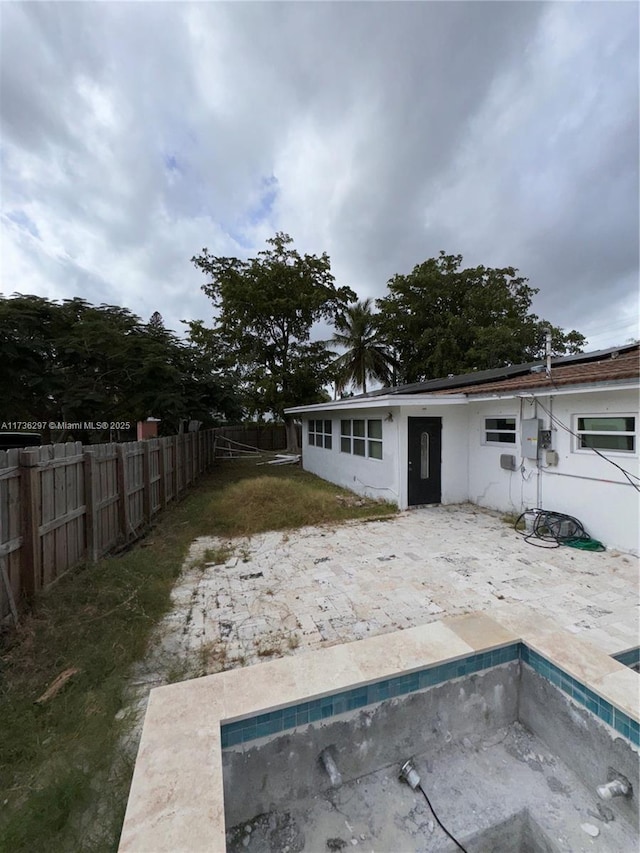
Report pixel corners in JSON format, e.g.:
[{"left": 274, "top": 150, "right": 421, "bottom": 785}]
[
  {"left": 207, "top": 469, "right": 395, "bottom": 537},
  {"left": 0, "top": 459, "right": 397, "bottom": 852}
]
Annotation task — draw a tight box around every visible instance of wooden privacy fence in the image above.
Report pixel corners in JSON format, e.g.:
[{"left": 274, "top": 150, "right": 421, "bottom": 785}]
[
  {"left": 0, "top": 430, "right": 217, "bottom": 622},
  {"left": 212, "top": 424, "right": 288, "bottom": 452}
]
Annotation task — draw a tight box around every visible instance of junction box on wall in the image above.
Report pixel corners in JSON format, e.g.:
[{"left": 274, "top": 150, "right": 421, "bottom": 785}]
[{"left": 521, "top": 418, "right": 542, "bottom": 460}]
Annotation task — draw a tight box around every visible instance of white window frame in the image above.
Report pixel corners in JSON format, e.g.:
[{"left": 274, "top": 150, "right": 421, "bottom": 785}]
[
  {"left": 483, "top": 416, "right": 517, "bottom": 446},
  {"left": 573, "top": 413, "right": 637, "bottom": 456},
  {"left": 308, "top": 418, "right": 332, "bottom": 450},
  {"left": 340, "top": 418, "right": 383, "bottom": 460}
]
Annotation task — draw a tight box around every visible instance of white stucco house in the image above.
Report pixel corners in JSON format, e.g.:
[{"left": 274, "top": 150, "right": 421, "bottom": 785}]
[{"left": 286, "top": 344, "right": 640, "bottom": 553}]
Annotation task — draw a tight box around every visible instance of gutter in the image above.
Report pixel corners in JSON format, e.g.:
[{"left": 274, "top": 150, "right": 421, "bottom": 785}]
[
  {"left": 459, "top": 379, "right": 639, "bottom": 402},
  {"left": 285, "top": 394, "right": 468, "bottom": 415}
]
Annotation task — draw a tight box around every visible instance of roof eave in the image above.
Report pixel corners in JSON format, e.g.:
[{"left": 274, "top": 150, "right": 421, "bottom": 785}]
[
  {"left": 460, "top": 378, "right": 640, "bottom": 401},
  {"left": 284, "top": 393, "right": 469, "bottom": 415}
]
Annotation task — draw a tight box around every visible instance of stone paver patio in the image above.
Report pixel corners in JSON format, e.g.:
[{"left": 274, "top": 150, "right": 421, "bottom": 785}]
[{"left": 152, "top": 504, "right": 639, "bottom": 676}]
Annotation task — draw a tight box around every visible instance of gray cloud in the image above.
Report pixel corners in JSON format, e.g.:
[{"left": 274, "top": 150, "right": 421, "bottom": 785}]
[{"left": 1, "top": 1, "right": 637, "bottom": 348}]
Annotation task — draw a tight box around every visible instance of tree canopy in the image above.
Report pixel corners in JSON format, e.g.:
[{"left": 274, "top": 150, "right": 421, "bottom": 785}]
[
  {"left": 376, "top": 251, "right": 586, "bottom": 384},
  {"left": 191, "top": 232, "right": 356, "bottom": 421},
  {"left": 0, "top": 294, "right": 241, "bottom": 440}
]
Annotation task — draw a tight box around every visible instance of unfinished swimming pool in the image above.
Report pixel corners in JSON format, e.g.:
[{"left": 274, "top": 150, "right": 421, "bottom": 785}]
[
  {"left": 223, "top": 644, "right": 639, "bottom": 852},
  {"left": 118, "top": 616, "right": 640, "bottom": 852}
]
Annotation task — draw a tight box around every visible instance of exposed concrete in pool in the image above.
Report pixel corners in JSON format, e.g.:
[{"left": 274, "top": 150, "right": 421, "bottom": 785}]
[
  {"left": 226, "top": 727, "right": 631, "bottom": 852},
  {"left": 119, "top": 613, "right": 639, "bottom": 852},
  {"left": 223, "top": 662, "right": 638, "bottom": 852}
]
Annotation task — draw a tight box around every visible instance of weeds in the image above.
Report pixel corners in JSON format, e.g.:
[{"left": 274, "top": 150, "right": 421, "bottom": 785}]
[
  {"left": 207, "top": 466, "right": 396, "bottom": 537},
  {"left": 0, "top": 459, "right": 397, "bottom": 852},
  {"left": 0, "top": 471, "right": 229, "bottom": 853},
  {"left": 502, "top": 512, "right": 525, "bottom": 531}
]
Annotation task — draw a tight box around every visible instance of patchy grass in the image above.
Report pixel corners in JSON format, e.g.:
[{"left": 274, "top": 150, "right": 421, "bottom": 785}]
[
  {"left": 0, "top": 459, "right": 396, "bottom": 852},
  {"left": 0, "top": 471, "right": 235, "bottom": 852},
  {"left": 502, "top": 512, "right": 526, "bottom": 531},
  {"left": 191, "top": 542, "right": 235, "bottom": 570},
  {"left": 207, "top": 461, "right": 396, "bottom": 537}
]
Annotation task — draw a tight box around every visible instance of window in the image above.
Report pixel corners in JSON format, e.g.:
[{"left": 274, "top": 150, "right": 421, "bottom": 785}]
[
  {"left": 484, "top": 417, "right": 517, "bottom": 444},
  {"left": 308, "top": 419, "right": 332, "bottom": 449},
  {"left": 575, "top": 416, "right": 636, "bottom": 453},
  {"left": 341, "top": 418, "right": 383, "bottom": 459}
]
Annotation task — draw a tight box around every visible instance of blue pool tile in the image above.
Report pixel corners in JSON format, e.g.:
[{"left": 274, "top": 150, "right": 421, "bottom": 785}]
[
  {"left": 221, "top": 640, "right": 636, "bottom": 750},
  {"left": 333, "top": 696, "right": 348, "bottom": 715},
  {"left": 223, "top": 729, "right": 243, "bottom": 747},
  {"left": 406, "top": 673, "right": 419, "bottom": 691},
  {"left": 571, "top": 684, "right": 587, "bottom": 704},
  {"left": 586, "top": 697, "right": 598, "bottom": 714},
  {"left": 375, "top": 684, "right": 390, "bottom": 701},
  {"left": 417, "top": 669, "right": 435, "bottom": 688},
  {"left": 598, "top": 701, "right": 613, "bottom": 726},
  {"left": 256, "top": 721, "right": 272, "bottom": 739},
  {"left": 283, "top": 711, "right": 297, "bottom": 728},
  {"left": 614, "top": 716, "right": 630, "bottom": 740}
]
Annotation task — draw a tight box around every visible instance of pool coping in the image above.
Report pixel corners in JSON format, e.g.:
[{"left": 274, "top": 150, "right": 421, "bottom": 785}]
[{"left": 118, "top": 611, "right": 639, "bottom": 852}]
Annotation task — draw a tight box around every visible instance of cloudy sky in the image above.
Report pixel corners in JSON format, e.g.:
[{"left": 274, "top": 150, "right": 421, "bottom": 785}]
[{"left": 1, "top": 1, "right": 638, "bottom": 350}]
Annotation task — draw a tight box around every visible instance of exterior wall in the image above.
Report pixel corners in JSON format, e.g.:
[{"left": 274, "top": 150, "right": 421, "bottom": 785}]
[
  {"left": 301, "top": 404, "right": 469, "bottom": 510},
  {"left": 468, "top": 389, "right": 640, "bottom": 553},
  {"left": 301, "top": 407, "right": 401, "bottom": 505},
  {"left": 396, "top": 404, "right": 469, "bottom": 509},
  {"left": 298, "top": 386, "right": 639, "bottom": 553},
  {"left": 467, "top": 398, "right": 538, "bottom": 513}
]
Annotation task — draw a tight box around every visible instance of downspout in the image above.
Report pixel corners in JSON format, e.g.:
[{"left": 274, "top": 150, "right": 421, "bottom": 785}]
[{"left": 535, "top": 399, "right": 542, "bottom": 508}]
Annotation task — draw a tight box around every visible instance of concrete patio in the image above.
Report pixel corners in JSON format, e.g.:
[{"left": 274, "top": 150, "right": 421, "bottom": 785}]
[{"left": 147, "top": 504, "right": 638, "bottom": 679}]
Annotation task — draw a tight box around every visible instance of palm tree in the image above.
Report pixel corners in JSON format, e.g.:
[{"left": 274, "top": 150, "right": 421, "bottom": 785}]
[{"left": 331, "top": 299, "right": 397, "bottom": 395}]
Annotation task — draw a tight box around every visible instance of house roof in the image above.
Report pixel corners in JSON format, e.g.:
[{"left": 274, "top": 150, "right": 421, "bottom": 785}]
[
  {"left": 438, "top": 344, "right": 639, "bottom": 396},
  {"left": 285, "top": 343, "right": 639, "bottom": 415},
  {"left": 361, "top": 343, "right": 639, "bottom": 398},
  {"left": 350, "top": 344, "right": 640, "bottom": 400},
  {"left": 436, "top": 345, "right": 640, "bottom": 394}
]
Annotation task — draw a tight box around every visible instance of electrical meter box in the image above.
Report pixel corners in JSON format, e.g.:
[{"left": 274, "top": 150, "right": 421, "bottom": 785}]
[{"left": 521, "top": 418, "right": 541, "bottom": 459}]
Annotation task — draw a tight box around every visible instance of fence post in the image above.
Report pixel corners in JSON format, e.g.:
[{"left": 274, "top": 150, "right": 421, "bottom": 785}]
[
  {"left": 158, "top": 438, "right": 167, "bottom": 507},
  {"left": 172, "top": 435, "right": 179, "bottom": 499},
  {"left": 142, "top": 441, "right": 151, "bottom": 522},
  {"left": 19, "top": 448, "right": 42, "bottom": 598},
  {"left": 116, "top": 444, "right": 131, "bottom": 543},
  {"left": 83, "top": 449, "right": 99, "bottom": 563}
]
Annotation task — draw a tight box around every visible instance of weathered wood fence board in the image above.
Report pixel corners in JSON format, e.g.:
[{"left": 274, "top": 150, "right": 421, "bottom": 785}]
[
  {"left": 0, "top": 429, "right": 219, "bottom": 622},
  {"left": 0, "top": 449, "right": 23, "bottom": 620},
  {"left": 213, "top": 425, "right": 288, "bottom": 452}
]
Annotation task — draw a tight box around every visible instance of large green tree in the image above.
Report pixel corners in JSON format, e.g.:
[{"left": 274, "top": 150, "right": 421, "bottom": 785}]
[
  {"left": 331, "top": 298, "right": 397, "bottom": 394},
  {"left": 376, "top": 252, "right": 586, "bottom": 384},
  {"left": 0, "top": 295, "right": 240, "bottom": 440},
  {"left": 192, "top": 233, "right": 356, "bottom": 444}
]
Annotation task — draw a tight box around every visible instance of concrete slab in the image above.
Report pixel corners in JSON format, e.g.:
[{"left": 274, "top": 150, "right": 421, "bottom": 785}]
[{"left": 153, "top": 504, "right": 638, "bottom": 676}]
